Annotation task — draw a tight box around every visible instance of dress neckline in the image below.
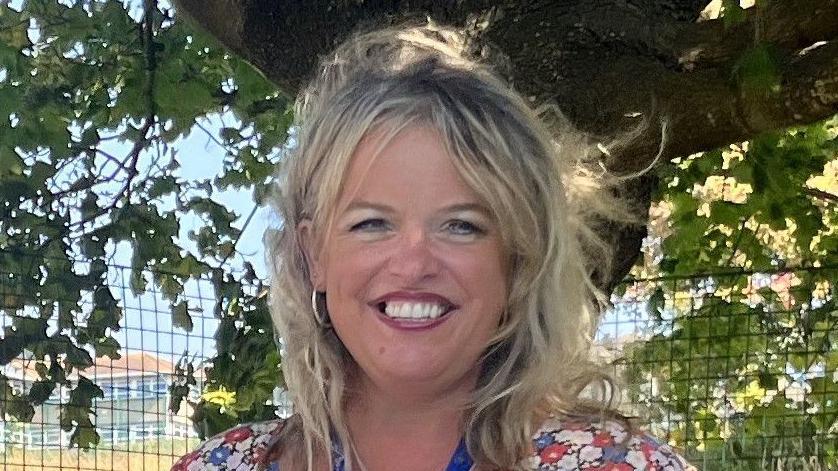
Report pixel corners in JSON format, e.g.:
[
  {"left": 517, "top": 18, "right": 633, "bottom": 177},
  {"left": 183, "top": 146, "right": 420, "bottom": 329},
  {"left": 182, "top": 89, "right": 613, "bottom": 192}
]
[{"left": 330, "top": 436, "right": 473, "bottom": 471}]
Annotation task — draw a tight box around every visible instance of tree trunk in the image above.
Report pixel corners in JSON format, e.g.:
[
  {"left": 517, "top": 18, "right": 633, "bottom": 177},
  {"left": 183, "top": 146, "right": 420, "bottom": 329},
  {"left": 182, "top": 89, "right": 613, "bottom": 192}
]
[{"left": 175, "top": 0, "right": 838, "bottom": 293}]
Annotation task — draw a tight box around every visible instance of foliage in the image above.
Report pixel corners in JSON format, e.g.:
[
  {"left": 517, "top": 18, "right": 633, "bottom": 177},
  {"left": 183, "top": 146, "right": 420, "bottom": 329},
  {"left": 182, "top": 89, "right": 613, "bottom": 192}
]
[
  {"left": 0, "top": 0, "right": 288, "bottom": 446},
  {"left": 621, "top": 117, "right": 838, "bottom": 468},
  {"left": 619, "top": 6, "right": 837, "bottom": 465},
  {"left": 1, "top": 0, "right": 836, "bottom": 466}
]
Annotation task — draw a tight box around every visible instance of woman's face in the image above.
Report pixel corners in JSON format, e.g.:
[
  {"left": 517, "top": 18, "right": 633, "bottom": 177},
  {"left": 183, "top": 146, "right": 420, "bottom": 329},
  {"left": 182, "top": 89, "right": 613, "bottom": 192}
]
[{"left": 307, "top": 125, "right": 508, "bottom": 395}]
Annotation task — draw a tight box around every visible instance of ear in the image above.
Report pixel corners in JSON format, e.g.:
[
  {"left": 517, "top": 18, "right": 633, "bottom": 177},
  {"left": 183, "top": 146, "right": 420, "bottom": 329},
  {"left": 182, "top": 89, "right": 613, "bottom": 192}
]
[{"left": 298, "top": 219, "right": 326, "bottom": 291}]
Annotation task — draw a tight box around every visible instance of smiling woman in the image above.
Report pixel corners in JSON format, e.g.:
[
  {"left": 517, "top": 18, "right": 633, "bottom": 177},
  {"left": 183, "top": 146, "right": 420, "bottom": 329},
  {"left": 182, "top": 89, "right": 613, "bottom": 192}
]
[
  {"left": 302, "top": 125, "right": 509, "bottom": 405},
  {"left": 171, "top": 21, "right": 692, "bottom": 471}
]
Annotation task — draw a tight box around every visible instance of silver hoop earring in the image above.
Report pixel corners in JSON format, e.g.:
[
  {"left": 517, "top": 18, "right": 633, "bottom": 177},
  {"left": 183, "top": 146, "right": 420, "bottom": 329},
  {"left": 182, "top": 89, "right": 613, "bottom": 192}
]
[{"left": 311, "top": 290, "right": 332, "bottom": 329}]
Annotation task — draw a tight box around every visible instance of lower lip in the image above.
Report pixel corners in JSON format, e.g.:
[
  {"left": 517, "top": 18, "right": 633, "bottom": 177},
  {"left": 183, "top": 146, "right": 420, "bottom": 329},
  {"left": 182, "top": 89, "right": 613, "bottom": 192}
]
[{"left": 373, "top": 308, "right": 454, "bottom": 331}]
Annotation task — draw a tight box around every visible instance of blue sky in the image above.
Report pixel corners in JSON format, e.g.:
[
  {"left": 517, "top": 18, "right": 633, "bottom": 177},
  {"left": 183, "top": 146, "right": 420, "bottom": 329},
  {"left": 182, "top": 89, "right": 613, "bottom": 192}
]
[
  {"left": 4, "top": 0, "right": 279, "bottom": 366},
  {"left": 103, "top": 112, "right": 275, "bottom": 361},
  {"left": 5, "top": 0, "right": 647, "bottom": 371}
]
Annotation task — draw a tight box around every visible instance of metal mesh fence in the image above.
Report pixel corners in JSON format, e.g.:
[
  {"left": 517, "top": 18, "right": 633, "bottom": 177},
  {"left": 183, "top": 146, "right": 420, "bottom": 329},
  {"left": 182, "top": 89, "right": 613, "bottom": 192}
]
[
  {"left": 601, "top": 266, "right": 837, "bottom": 470},
  {"left": 0, "top": 256, "right": 221, "bottom": 471},
  {"left": 1, "top": 256, "right": 836, "bottom": 470}
]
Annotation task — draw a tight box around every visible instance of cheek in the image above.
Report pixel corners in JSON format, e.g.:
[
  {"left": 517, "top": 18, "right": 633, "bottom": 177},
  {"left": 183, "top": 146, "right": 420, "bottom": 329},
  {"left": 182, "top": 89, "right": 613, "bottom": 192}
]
[
  {"left": 449, "top": 244, "right": 508, "bottom": 305},
  {"left": 323, "top": 244, "right": 384, "bottom": 292}
]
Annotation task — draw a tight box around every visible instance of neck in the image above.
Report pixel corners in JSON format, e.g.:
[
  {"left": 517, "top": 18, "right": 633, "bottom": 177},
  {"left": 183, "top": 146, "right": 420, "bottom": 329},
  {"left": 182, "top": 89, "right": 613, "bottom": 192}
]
[{"left": 342, "top": 371, "right": 476, "bottom": 470}]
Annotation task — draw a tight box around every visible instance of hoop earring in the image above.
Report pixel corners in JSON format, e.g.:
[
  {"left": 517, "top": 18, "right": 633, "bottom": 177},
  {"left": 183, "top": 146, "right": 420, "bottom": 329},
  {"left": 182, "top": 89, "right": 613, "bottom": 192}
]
[{"left": 311, "top": 290, "right": 332, "bottom": 329}]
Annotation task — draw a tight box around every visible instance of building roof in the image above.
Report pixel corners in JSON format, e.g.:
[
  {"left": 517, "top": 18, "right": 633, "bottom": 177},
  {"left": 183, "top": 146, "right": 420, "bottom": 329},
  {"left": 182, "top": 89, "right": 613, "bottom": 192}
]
[
  {"left": 3, "top": 351, "right": 181, "bottom": 382},
  {"left": 89, "top": 351, "right": 177, "bottom": 376}
]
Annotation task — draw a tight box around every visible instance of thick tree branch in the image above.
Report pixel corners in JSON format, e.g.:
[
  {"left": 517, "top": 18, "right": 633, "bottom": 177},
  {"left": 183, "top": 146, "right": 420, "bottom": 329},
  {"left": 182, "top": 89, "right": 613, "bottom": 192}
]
[
  {"left": 173, "top": 0, "right": 245, "bottom": 57},
  {"left": 170, "top": 0, "right": 838, "bottom": 292},
  {"left": 598, "top": 39, "right": 838, "bottom": 172},
  {"left": 676, "top": 0, "right": 838, "bottom": 70}
]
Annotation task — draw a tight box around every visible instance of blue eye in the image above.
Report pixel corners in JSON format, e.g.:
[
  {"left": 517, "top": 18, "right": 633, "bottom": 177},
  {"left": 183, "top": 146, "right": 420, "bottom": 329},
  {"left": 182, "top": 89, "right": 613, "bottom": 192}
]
[
  {"left": 350, "top": 218, "right": 388, "bottom": 232},
  {"left": 444, "top": 220, "right": 484, "bottom": 236}
]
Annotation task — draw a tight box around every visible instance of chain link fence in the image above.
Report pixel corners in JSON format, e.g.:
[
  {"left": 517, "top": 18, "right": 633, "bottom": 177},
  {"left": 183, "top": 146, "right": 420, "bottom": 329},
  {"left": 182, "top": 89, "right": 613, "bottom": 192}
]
[{"left": 1, "top": 256, "right": 835, "bottom": 470}]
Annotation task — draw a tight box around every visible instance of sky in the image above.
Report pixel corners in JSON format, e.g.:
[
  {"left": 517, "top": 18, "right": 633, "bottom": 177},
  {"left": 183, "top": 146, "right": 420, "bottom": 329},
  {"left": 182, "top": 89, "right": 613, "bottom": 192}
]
[
  {"left": 2, "top": 0, "right": 650, "bottom": 373},
  {"left": 102, "top": 112, "right": 275, "bottom": 361}
]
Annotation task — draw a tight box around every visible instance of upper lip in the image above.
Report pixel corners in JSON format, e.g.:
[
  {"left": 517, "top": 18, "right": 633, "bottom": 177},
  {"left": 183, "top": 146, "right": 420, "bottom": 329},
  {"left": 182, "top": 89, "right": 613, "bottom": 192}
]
[{"left": 370, "top": 291, "right": 458, "bottom": 309}]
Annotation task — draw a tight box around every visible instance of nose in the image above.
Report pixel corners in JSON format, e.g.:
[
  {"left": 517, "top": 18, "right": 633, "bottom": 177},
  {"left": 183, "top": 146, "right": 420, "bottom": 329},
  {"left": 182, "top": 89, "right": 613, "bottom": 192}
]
[{"left": 386, "top": 226, "right": 441, "bottom": 282}]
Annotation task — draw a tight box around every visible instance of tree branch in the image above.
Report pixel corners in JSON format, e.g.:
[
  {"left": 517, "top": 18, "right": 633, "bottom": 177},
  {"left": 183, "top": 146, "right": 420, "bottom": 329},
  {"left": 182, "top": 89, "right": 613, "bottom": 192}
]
[
  {"left": 805, "top": 187, "right": 838, "bottom": 204},
  {"left": 45, "top": 0, "right": 160, "bottom": 243},
  {"left": 675, "top": 0, "right": 838, "bottom": 70},
  {"left": 216, "top": 203, "right": 259, "bottom": 269},
  {"left": 172, "top": 0, "right": 838, "bottom": 168},
  {"left": 169, "top": 0, "right": 838, "bottom": 291},
  {"left": 607, "top": 39, "right": 838, "bottom": 171},
  {"left": 172, "top": 0, "right": 246, "bottom": 57}
]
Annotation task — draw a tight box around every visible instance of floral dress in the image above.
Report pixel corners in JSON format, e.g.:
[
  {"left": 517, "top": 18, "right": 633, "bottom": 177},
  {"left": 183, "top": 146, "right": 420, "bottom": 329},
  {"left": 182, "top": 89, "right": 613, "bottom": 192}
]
[{"left": 171, "top": 417, "right": 693, "bottom": 470}]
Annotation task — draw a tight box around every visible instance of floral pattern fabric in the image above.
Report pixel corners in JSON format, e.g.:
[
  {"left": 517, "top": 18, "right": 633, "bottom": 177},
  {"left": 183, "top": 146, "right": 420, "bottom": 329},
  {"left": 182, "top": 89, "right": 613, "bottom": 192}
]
[
  {"left": 171, "top": 420, "right": 284, "bottom": 471},
  {"left": 172, "top": 417, "right": 692, "bottom": 470},
  {"left": 526, "top": 417, "right": 693, "bottom": 470}
]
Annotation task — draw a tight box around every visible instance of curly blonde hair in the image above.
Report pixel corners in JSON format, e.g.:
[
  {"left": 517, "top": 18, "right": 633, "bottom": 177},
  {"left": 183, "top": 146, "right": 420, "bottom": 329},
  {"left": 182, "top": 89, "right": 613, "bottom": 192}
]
[{"left": 265, "top": 21, "right": 640, "bottom": 470}]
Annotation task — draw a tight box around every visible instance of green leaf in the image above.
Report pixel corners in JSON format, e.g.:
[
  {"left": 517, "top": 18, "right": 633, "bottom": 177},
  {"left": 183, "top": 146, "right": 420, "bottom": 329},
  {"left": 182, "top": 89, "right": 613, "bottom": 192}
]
[
  {"left": 148, "top": 175, "right": 179, "bottom": 199},
  {"left": 219, "top": 126, "right": 239, "bottom": 142},
  {"left": 80, "top": 192, "right": 100, "bottom": 220},
  {"left": 0, "top": 145, "right": 24, "bottom": 175},
  {"left": 70, "top": 423, "right": 101, "bottom": 448},
  {"left": 0, "top": 11, "right": 30, "bottom": 50},
  {"left": 648, "top": 287, "right": 665, "bottom": 320},
  {"left": 65, "top": 344, "right": 94, "bottom": 369},
  {"left": 129, "top": 268, "right": 147, "bottom": 296},
  {"left": 720, "top": 0, "right": 746, "bottom": 26},
  {"left": 0, "top": 375, "right": 35, "bottom": 421},
  {"left": 28, "top": 379, "right": 56, "bottom": 405},
  {"left": 733, "top": 45, "right": 780, "bottom": 95},
  {"left": 172, "top": 300, "right": 194, "bottom": 332},
  {"left": 708, "top": 201, "right": 742, "bottom": 227},
  {"left": 94, "top": 336, "right": 121, "bottom": 360}
]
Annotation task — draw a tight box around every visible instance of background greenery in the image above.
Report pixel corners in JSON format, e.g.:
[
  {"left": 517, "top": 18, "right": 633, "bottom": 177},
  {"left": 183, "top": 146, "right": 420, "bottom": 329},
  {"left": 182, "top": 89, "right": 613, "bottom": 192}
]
[{"left": 0, "top": 0, "right": 836, "bottom": 467}]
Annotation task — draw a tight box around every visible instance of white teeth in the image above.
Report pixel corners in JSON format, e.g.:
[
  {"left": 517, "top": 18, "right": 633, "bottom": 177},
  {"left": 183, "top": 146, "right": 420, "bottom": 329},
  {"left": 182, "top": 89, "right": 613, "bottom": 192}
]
[{"left": 382, "top": 302, "right": 448, "bottom": 320}]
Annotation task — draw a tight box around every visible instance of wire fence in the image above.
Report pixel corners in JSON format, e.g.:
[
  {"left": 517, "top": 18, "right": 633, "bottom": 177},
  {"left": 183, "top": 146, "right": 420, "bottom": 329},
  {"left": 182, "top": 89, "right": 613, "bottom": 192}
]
[{"left": 1, "top": 256, "right": 835, "bottom": 470}]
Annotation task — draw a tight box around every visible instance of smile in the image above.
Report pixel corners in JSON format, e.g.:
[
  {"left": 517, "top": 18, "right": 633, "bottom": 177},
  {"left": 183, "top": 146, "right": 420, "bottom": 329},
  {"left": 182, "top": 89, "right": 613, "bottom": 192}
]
[
  {"left": 370, "top": 292, "right": 458, "bottom": 324},
  {"left": 379, "top": 301, "right": 452, "bottom": 320}
]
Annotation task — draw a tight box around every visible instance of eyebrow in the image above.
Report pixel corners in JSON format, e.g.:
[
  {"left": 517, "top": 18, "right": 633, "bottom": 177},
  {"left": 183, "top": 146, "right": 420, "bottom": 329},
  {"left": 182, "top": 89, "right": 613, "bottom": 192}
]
[
  {"left": 343, "top": 200, "right": 491, "bottom": 216},
  {"left": 343, "top": 201, "right": 395, "bottom": 214}
]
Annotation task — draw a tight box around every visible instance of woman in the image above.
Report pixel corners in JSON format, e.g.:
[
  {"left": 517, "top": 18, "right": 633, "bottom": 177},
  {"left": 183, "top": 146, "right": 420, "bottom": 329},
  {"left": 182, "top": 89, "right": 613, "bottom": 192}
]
[{"left": 173, "top": 22, "right": 691, "bottom": 471}]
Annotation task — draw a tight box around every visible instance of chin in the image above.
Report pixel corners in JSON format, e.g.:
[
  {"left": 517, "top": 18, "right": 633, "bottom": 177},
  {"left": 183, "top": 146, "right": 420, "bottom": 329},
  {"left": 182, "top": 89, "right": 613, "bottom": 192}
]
[{"left": 365, "top": 354, "right": 477, "bottom": 390}]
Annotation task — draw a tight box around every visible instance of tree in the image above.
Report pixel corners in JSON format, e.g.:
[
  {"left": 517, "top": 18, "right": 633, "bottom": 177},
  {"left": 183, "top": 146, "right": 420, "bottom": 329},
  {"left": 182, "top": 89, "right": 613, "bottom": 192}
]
[
  {"left": 0, "top": 0, "right": 835, "bottom": 457},
  {"left": 173, "top": 0, "right": 838, "bottom": 292},
  {"left": 0, "top": 0, "right": 285, "bottom": 446},
  {"left": 619, "top": 122, "right": 837, "bottom": 467}
]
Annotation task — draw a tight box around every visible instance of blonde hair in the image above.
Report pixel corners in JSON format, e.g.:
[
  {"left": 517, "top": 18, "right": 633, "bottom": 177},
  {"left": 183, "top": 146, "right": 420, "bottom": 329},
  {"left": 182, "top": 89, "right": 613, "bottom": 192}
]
[{"left": 266, "top": 21, "right": 641, "bottom": 470}]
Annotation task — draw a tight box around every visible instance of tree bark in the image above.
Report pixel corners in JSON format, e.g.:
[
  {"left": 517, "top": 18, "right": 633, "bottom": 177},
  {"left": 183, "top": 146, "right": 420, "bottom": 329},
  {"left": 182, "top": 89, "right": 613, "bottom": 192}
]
[{"left": 175, "top": 0, "right": 838, "bottom": 293}]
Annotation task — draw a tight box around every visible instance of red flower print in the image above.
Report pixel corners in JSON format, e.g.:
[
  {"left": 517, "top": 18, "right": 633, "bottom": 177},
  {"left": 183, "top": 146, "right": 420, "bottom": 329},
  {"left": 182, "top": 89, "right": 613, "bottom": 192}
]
[
  {"left": 593, "top": 431, "right": 612, "bottom": 447},
  {"left": 641, "top": 440, "right": 656, "bottom": 460},
  {"left": 224, "top": 426, "right": 254, "bottom": 443},
  {"left": 602, "top": 463, "right": 634, "bottom": 471},
  {"left": 539, "top": 443, "right": 570, "bottom": 463},
  {"left": 171, "top": 450, "right": 199, "bottom": 471}
]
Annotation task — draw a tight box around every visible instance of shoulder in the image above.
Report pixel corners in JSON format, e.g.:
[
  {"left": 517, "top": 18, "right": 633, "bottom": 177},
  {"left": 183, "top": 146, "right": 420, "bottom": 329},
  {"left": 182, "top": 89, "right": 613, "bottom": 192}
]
[
  {"left": 171, "top": 419, "right": 286, "bottom": 471},
  {"left": 524, "top": 416, "right": 695, "bottom": 470}
]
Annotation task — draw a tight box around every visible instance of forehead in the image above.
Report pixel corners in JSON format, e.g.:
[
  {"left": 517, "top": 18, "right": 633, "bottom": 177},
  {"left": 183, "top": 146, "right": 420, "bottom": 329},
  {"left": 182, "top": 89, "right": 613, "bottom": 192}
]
[{"left": 336, "top": 125, "right": 484, "bottom": 209}]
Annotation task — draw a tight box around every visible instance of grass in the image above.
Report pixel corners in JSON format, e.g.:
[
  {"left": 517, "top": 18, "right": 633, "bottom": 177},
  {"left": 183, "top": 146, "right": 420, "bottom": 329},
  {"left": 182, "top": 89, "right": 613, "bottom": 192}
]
[{"left": 0, "top": 438, "right": 200, "bottom": 471}]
